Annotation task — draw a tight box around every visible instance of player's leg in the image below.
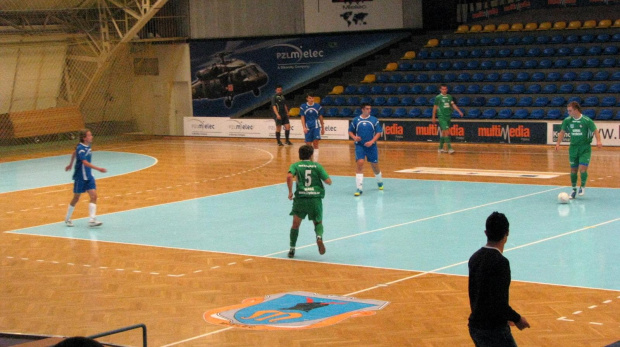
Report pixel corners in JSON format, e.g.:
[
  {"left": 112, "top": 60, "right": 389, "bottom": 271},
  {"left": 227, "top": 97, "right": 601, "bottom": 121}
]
[
  {"left": 275, "top": 120, "right": 283, "bottom": 146},
  {"left": 288, "top": 200, "right": 307, "bottom": 258},
  {"left": 283, "top": 117, "right": 292, "bottom": 145},
  {"left": 312, "top": 130, "right": 320, "bottom": 161},
  {"left": 65, "top": 192, "right": 81, "bottom": 227},
  {"left": 311, "top": 200, "right": 325, "bottom": 255},
  {"left": 354, "top": 146, "right": 365, "bottom": 196},
  {"left": 85, "top": 179, "right": 102, "bottom": 226},
  {"left": 441, "top": 119, "right": 454, "bottom": 153},
  {"left": 368, "top": 147, "right": 383, "bottom": 190},
  {"left": 568, "top": 147, "right": 579, "bottom": 198},
  {"left": 578, "top": 147, "right": 591, "bottom": 196}
]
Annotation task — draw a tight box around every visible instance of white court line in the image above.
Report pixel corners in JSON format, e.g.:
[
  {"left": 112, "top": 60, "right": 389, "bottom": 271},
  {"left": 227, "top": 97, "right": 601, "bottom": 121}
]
[{"left": 160, "top": 327, "right": 234, "bottom": 347}]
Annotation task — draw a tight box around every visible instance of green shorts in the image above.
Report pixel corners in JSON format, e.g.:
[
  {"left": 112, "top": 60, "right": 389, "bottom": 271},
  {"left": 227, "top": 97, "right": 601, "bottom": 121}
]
[
  {"left": 290, "top": 198, "right": 323, "bottom": 222},
  {"left": 568, "top": 144, "right": 592, "bottom": 168},
  {"left": 438, "top": 117, "right": 451, "bottom": 131}
]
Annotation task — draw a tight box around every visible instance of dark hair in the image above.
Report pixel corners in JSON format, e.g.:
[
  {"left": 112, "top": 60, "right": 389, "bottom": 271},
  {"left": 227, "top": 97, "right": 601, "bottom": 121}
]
[
  {"left": 79, "top": 129, "right": 91, "bottom": 143},
  {"left": 567, "top": 101, "right": 581, "bottom": 112},
  {"left": 275, "top": 85, "right": 282, "bottom": 89},
  {"left": 54, "top": 337, "right": 104, "bottom": 347},
  {"left": 485, "top": 211, "right": 509, "bottom": 242},
  {"left": 360, "top": 103, "right": 371, "bottom": 109},
  {"left": 299, "top": 144, "right": 314, "bottom": 160},
  {"left": 305, "top": 92, "right": 314, "bottom": 99}
]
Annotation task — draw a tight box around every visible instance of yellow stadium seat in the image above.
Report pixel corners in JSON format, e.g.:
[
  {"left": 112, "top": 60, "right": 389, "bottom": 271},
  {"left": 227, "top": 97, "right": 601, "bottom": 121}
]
[
  {"left": 455, "top": 25, "right": 469, "bottom": 34},
  {"left": 552, "top": 21, "right": 567, "bottom": 30},
  {"left": 523, "top": 22, "right": 538, "bottom": 31},
  {"left": 401, "top": 51, "right": 416, "bottom": 60},
  {"left": 328, "top": 85, "right": 344, "bottom": 95},
  {"left": 288, "top": 107, "right": 300, "bottom": 117},
  {"left": 313, "top": 96, "right": 321, "bottom": 104},
  {"left": 481, "top": 24, "right": 496, "bottom": 32},
  {"left": 537, "top": 21, "right": 552, "bottom": 30},
  {"left": 566, "top": 20, "right": 582, "bottom": 30},
  {"left": 361, "top": 74, "right": 376, "bottom": 83},
  {"left": 424, "top": 38, "right": 439, "bottom": 47},
  {"left": 598, "top": 19, "right": 613, "bottom": 28},
  {"left": 384, "top": 63, "right": 398, "bottom": 71},
  {"left": 469, "top": 24, "right": 482, "bottom": 33},
  {"left": 612, "top": 19, "right": 620, "bottom": 28},
  {"left": 582, "top": 20, "right": 596, "bottom": 29},
  {"left": 508, "top": 23, "right": 524, "bottom": 31},
  {"left": 496, "top": 23, "right": 510, "bottom": 32}
]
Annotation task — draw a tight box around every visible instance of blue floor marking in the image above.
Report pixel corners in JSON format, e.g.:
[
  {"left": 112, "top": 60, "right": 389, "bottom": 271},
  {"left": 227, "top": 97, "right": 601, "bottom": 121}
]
[
  {"left": 8, "top": 177, "right": 619, "bottom": 291},
  {"left": 0, "top": 151, "right": 157, "bottom": 193}
]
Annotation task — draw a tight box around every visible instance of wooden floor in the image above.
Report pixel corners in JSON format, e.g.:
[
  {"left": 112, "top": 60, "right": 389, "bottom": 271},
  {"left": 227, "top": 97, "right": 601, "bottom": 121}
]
[{"left": 1, "top": 137, "right": 618, "bottom": 347}]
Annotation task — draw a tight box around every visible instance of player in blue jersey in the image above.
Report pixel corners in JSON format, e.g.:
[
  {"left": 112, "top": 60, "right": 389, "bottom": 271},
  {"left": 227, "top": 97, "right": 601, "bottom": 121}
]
[
  {"left": 64, "top": 129, "right": 107, "bottom": 227},
  {"left": 348, "top": 103, "right": 384, "bottom": 196},
  {"left": 299, "top": 92, "right": 324, "bottom": 162}
]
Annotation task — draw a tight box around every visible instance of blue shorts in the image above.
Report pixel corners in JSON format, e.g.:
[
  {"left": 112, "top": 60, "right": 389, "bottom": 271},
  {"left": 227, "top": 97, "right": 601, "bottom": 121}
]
[
  {"left": 304, "top": 127, "right": 321, "bottom": 143},
  {"left": 355, "top": 144, "right": 379, "bottom": 163},
  {"left": 74, "top": 179, "right": 96, "bottom": 193}
]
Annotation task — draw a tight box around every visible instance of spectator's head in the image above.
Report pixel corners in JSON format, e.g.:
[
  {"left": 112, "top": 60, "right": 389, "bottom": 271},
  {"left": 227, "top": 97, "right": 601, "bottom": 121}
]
[
  {"left": 485, "top": 211, "right": 509, "bottom": 242},
  {"left": 54, "top": 336, "right": 104, "bottom": 347}
]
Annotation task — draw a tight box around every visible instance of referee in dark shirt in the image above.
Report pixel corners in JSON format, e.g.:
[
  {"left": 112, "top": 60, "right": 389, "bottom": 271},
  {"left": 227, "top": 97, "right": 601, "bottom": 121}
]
[{"left": 468, "top": 212, "right": 530, "bottom": 347}]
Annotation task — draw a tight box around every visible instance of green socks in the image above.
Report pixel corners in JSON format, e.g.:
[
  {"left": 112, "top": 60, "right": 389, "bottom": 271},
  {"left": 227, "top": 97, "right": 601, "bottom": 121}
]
[
  {"left": 570, "top": 172, "right": 578, "bottom": 188},
  {"left": 289, "top": 228, "right": 299, "bottom": 248},
  {"left": 580, "top": 172, "right": 588, "bottom": 187},
  {"left": 314, "top": 223, "right": 324, "bottom": 238}
]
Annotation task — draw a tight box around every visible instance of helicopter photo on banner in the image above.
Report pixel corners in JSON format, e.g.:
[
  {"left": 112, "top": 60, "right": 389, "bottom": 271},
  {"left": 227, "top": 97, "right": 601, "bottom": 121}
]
[{"left": 189, "top": 32, "right": 409, "bottom": 117}]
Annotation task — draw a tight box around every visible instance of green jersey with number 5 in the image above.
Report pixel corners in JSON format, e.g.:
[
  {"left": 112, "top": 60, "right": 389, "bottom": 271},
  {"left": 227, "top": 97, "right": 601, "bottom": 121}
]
[{"left": 289, "top": 160, "right": 330, "bottom": 199}]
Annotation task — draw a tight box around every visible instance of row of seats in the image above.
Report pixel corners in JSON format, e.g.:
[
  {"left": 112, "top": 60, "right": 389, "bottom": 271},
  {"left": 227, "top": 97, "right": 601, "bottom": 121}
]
[
  {"left": 374, "top": 70, "right": 620, "bottom": 84},
  {"left": 334, "top": 82, "right": 620, "bottom": 96},
  {"left": 426, "top": 32, "right": 620, "bottom": 48},
  {"left": 455, "top": 19, "right": 620, "bottom": 34},
  {"left": 323, "top": 95, "right": 618, "bottom": 108},
  {"left": 392, "top": 56, "right": 619, "bottom": 72},
  {"left": 323, "top": 107, "right": 619, "bottom": 120},
  {"left": 416, "top": 45, "right": 619, "bottom": 60}
]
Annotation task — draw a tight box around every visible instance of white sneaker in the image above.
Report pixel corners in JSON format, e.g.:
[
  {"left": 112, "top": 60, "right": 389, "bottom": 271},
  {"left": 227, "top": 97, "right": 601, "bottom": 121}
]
[
  {"left": 438, "top": 148, "right": 445, "bottom": 153},
  {"left": 578, "top": 187, "right": 585, "bottom": 196},
  {"left": 448, "top": 149, "right": 455, "bottom": 154},
  {"left": 89, "top": 219, "right": 103, "bottom": 227},
  {"left": 65, "top": 220, "right": 74, "bottom": 227}
]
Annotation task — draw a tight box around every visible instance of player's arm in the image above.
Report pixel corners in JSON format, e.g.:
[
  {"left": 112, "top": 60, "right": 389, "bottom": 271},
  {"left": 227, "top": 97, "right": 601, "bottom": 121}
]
[
  {"left": 82, "top": 160, "right": 107, "bottom": 173},
  {"left": 319, "top": 115, "right": 325, "bottom": 135},
  {"left": 323, "top": 177, "right": 332, "bottom": 185},
  {"left": 555, "top": 130, "right": 565, "bottom": 150},
  {"left": 287, "top": 172, "right": 295, "bottom": 200},
  {"left": 272, "top": 105, "right": 281, "bottom": 120},
  {"left": 451, "top": 101, "right": 464, "bottom": 117},
  {"left": 594, "top": 129, "right": 602, "bottom": 148},
  {"left": 300, "top": 113, "right": 308, "bottom": 133},
  {"left": 65, "top": 151, "right": 76, "bottom": 171},
  {"left": 431, "top": 105, "right": 438, "bottom": 123},
  {"left": 365, "top": 131, "right": 382, "bottom": 147},
  {"left": 349, "top": 130, "right": 360, "bottom": 142}
]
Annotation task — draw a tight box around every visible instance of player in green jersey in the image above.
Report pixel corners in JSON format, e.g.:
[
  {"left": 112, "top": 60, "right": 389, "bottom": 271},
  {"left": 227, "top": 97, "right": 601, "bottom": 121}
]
[
  {"left": 555, "top": 101, "right": 603, "bottom": 199},
  {"left": 432, "top": 85, "right": 463, "bottom": 154},
  {"left": 287, "top": 145, "right": 332, "bottom": 258}
]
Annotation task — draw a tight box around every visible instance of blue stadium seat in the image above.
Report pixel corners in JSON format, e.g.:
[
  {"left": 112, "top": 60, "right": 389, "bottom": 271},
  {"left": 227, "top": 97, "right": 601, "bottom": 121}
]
[
  {"left": 508, "top": 36, "right": 521, "bottom": 45},
  {"left": 373, "top": 96, "right": 387, "bottom": 106},
  {"left": 542, "top": 84, "right": 557, "bottom": 94},
  {"left": 527, "top": 47, "right": 541, "bottom": 57},
  {"left": 509, "top": 60, "right": 522, "bottom": 69},
  {"left": 575, "top": 83, "right": 590, "bottom": 93},
  {"left": 424, "top": 62, "right": 438, "bottom": 70},
  {"left": 514, "top": 109, "right": 530, "bottom": 119},
  {"left": 472, "top": 96, "right": 486, "bottom": 107},
  {"left": 465, "top": 109, "right": 481, "bottom": 119},
  {"left": 583, "top": 109, "right": 595, "bottom": 118},
  {"left": 517, "top": 96, "right": 533, "bottom": 107},
  {"left": 480, "top": 60, "right": 493, "bottom": 70},
  {"left": 567, "top": 96, "right": 582, "bottom": 105},
  {"left": 416, "top": 74, "right": 429, "bottom": 83},
  {"left": 529, "top": 109, "right": 545, "bottom": 119},
  {"left": 326, "top": 108, "right": 339, "bottom": 117},
  {"left": 334, "top": 96, "right": 347, "bottom": 106},
  {"left": 451, "top": 61, "right": 466, "bottom": 70},
  {"left": 424, "top": 85, "right": 439, "bottom": 94},
  {"left": 603, "top": 46, "right": 619, "bottom": 55},
  {"left": 389, "top": 74, "right": 403, "bottom": 83},
  {"left": 457, "top": 96, "right": 471, "bottom": 106},
  {"left": 457, "top": 49, "right": 469, "bottom": 58},
  {"left": 496, "top": 84, "right": 511, "bottom": 94},
  {"left": 322, "top": 96, "right": 335, "bottom": 106},
  {"left": 487, "top": 97, "right": 501, "bottom": 107},
  {"left": 370, "top": 85, "right": 384, "bottom": 94},
  {"left": 481, "top": 84, "right": 495, "bottom": 94},
  {"left": 383, "top": 85, "right": 397, "bottom": 95},
  {"left": 565, "top": 35, "right": 579, "bottom": 44},
  {"left": 400, "top": 96, "right": 414, "bottom": 106},
  {"left": 417, "top": 51, "right": 430, "bottom": 59},
  {"left": 531, "top": 72, "right": 546, "bottom": 82},
  {"left": 597, "top": 109, "right": 613, "bottom": 120},
  {"left": 408, "top": 108, "right": 421, "bottom": 118},
  {"left": 495, "top": 60, "right": 508, "bottom": 69},
  {"left": 452, "top": 109, "right": 462, "bottom": 118},
  {"left": 609, "top": 83, "right": 620, "bottom": 94},
  {"left": 481, "top": 109, "right": 497, "bottom": 119},
  {"left": 539, "top": 59, "right": 553, "bottom": 69},
  {"left": 360, "top": 96, "right": 373, "bottom": 104},
  {"left": 466, "top": 60, "right": 480, "bottom": 70},
  {"left": 592, "top": 83, "right": 607, "bottom": 93},
  {"left": 483, "top": 73, "right": 498, "bottom": 82},
  {"left": 370, "top": 108, "right": 379, "bottom": 117},
  {"left": 511, "top": 85, "right": 525, "bottom": 94},
  {"left": 601, "top": 96, "right": 617, "bottom": 107},
  {"left": 444, "top": 73, "right": 457, "bottom": 83},
  {"left": 550, "top": 96, "right": 566, "bottom": 107},
  {"left": 521, "top": 36, "right": 535, "bottom": 45},
  {"left": 344, "top": 85, "right": 357, "bottom": 94},
  {"left": 601, "top": 57, "right": 616, "bottom": 67},
  {"left": 556, "top": 47, "right": 571, "bottom": 56},
  {"left": 524, "top": 60, "right": 538, "bottom": 69},
  {"left": 594, "top": 71, "right": 610, "bottom": 81},
  {"left": 498, "top": 109, "right": 513, "bottom": 119},
  {"left": 430, "top": 73, "right": 443, "bottom": 83},
  {"left": 454, "top": 37, "right": 466, "bottom": 46},
  {"left": 587, "top": 46, "right": 603, "bottom": 56},
  {"left": 611, "top": 33, "right": 620, "bottom": 42},
  {"left": 347, "top": 96, "right": 360, "bottom": 106},
  {"left": 500, "top": 72, "right": 515, "bottom": 82},
  {"left": 494, "top": 37, "right": 506, "bottom": 45},
  {"left": 421, "top": 108, "right": 433, "bottom": 118},
  {"left": 534, "top": 97, "right": 549, "bottom": 107},
  {"left": 550, "top": 34, "right": 564, "bottom": 44},
  {"left": 612, "top": 71, "right": 620, "bottom": 81},
  {"left": 380, "top": 108, "right": 393, "bottom": 118},
  {"left": 542, "top": 47, "right": 555, "bottom": 56},
  {"left": 480, "top": 37, "right": 493, "bottom": 45},
  {"left": 559, "top": 84, "right": 574, "bottom": 93},
  {"left": 571, "top": 46, "right": 586, "bottom": 56},
  {"left": 578, "top": 71, "right": 593, "bottom": 81},
  {"left": 376, "top": 74, "right": 389, "bottom": 83},
  {"left": 466, "top": 38, "right": 478, "bottom": 46},
  {"left": 414, "top": 96, "right": 428, "bottom": 106},
  {"left": 399, "top": 62, "right": 413, "bottom": 70},
  {"left": 569, "top": 58, "right": 584, "bottom": 68},
  {"left": 396, "top": 85, "right": 411, "bottom": 94},
  {"left": 340, "top": 108, "right": 353, "bottom": 117},
  {"left": 526, "top": 84, "right": 541, "bottom": 94},
  {"left": 386, "top": 96, "right": 400, "bottom": 106},
  {"left": 452, "top": 85, "right": 466, "bottom": 94},
  {"left": 394, "top": 107, "right": 408, "bottom": 118},
  {"left": 357, "top": 85, "right": 370, "bottom": 94},
  {"left": 536, "top": 35, "right": 550, "bottom": 44},
  {"left": 472, "top": 73, "right": 485, "bottom": 82},
  {"left": 512, "top": 47, "right": 526, "bottom": 57},
  {"left": 498, "top": 48, "right": 511, "bottom": 58},
  {"left": 545, "top": 109, "right": 562, "bottom": 120},
  {"left": 443, "top": 50, "right": 456, "bottom": 58},
  {"left": 502, "top": 97, "right": 517, "bottom": 107},
  {"left": 615, "top": 111, "right": 620, "bottom": 120},
  {"left": 585, "top": 58, "right": 600, "bottom": 68},
  {"left": 403, "top": 73, "right": 416, "bottom": 83},
  {"left": 457, "top": 73, "right": 471, "bottom": 82},
  {"left": 546, "top": 72, "right": 561, "bottom": 81},
  {"left": 412, "top": 62, "right": 424, "bottom": 70},
  {"left": 562, "top": 72, "right": 577, "bottom": 81},
  {"left": 581, "top": 34, "right": 595, "bottom": 43},
  {"left": 596, "top": 34, "right": 611, "bottom": 43},
  {"left": 554, "top": 59, "right": 569, "bottom": 68},
  {"left": 430, "top": 51, "right": 443, "bottom": 59},
  {"left": 438, "top": 61, "right": 451, "bottom": 70},
  {"left": 439, "top": 38, "right": 451, "bottom": 47},
  {"left": 411, "top": 85, "right": 423, "bottom": 94},
  {"left": 484, "top": 49, "right": 497, "bottom": 58},
  {"left": 515, "top": 72, "right": 530, "bottom": 82},
  {"left": 470, "top": 49, "right": 483, "bottom": 58}
]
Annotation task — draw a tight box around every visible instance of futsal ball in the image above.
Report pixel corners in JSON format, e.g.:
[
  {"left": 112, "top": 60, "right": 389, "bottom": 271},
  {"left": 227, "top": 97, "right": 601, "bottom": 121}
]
[{"left": 557, "top": 192, "right": 570, "bottom": 204}]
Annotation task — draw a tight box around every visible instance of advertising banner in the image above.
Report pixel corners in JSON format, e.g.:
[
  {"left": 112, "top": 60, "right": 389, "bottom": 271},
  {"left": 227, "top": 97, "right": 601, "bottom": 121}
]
[
  {"left": 184, "top": 117, "right": 350, "bottom": 140},
  {"left": 189, "top": 31, "right": 409, "bottom": 118},
  {"left": 303, "top": 0, "right": 404, "bottom": 33},
  {"left": 549, "top": 122, "right": 620, "bottom": 146},
  {"left": 381, "top": 120, "right": 547, "bottom": 144}
]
